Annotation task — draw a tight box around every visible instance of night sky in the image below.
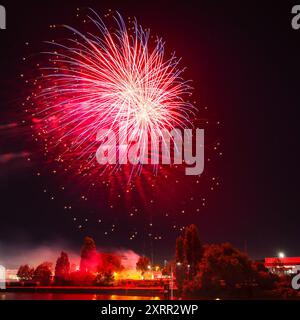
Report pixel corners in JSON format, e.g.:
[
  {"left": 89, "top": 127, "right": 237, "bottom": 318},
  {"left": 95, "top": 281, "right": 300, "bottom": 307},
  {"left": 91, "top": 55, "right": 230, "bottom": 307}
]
[{"left": 0, "top": 0, "right": 299, "bottom": 264}]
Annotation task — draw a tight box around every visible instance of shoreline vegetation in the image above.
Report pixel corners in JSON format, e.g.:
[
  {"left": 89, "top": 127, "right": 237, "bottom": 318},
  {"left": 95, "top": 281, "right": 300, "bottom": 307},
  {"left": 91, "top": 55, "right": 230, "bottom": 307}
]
[{"left": 5, "top": 224, "right": 300, "bottom": 300}]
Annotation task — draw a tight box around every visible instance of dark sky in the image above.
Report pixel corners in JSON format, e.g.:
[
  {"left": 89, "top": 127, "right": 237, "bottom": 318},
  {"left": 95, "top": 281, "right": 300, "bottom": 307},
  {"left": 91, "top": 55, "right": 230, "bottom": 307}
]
[{"left": 0, "top": 0, "right": 299, "bottom": 264}]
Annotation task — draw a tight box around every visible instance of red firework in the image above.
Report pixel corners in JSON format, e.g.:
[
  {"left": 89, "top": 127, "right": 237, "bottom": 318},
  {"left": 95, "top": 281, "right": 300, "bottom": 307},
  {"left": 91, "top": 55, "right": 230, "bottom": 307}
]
[{"left": 30, "top": 10, "right": 196, "bottom": 178}]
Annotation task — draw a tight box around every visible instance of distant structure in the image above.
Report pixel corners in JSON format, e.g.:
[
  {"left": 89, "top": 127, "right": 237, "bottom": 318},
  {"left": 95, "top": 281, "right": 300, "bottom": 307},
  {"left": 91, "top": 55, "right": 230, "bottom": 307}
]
[
  {"left": 0, "top": 5, "right": 6, "bottom": 30},
  {"left": 5, "top": 269, "right": 18, "bottom": 281},
  {"left": 0, "top": 265, "right": 5, "bottom": 289},
  {"left": 265, "top": 257, "right": 300, "bottom": 275}
]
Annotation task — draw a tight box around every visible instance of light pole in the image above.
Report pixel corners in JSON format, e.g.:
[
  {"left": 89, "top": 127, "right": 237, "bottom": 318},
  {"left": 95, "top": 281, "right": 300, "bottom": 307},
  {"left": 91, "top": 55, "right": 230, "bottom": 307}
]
[{"left": 170, "top": 264, "right": 174, "bottom": 300}]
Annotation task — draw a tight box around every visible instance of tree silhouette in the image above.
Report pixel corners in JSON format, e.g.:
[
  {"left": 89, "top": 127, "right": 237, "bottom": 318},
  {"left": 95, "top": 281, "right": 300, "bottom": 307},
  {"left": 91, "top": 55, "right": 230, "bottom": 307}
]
[
  {"left": 55, "top": 251, "right": 70, "bottom": 285},
  {"left": 183, "top": 224, "right": 203, "bottom": 277},
  {"left": 17, "top": 265, "right": 34, "bottom": 281},
  {"left": 136, "top": 256, "right": 151, "bottom": 278},
  {"left": 80, "top": 236, "right": 97, "bottom": 272},
  {"left": 33, "top": 262, "right": 52, "bottom": 285}
]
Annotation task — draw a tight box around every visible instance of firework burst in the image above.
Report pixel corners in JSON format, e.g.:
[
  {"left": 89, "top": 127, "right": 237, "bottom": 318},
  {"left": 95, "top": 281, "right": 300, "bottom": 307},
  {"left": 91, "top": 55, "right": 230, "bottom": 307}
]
[
  {"left": 19, "top": 9, "right": 222, "bottom": 239},
  {"left": 33, "top": 10, "right": 195, "bottom": 177}
]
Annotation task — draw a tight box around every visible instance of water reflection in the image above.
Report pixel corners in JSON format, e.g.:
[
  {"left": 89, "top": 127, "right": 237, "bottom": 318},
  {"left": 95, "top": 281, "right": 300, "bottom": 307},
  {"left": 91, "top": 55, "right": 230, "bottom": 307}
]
[{"left": 0, "top": 292, "right": 161, "bottom": 300}]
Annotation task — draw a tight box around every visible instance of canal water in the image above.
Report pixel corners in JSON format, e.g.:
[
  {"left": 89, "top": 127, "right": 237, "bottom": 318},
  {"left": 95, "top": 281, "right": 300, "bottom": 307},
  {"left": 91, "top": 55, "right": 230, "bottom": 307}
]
[{"left": 0, "top": 292, "right": 161, "bottom": 300}]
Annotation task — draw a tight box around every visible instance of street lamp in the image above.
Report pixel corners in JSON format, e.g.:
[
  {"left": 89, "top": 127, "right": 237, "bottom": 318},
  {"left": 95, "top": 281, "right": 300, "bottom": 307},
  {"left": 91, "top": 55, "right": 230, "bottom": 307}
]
[{"left": 278, "top": 252, "right": 285, "bottom": 258}]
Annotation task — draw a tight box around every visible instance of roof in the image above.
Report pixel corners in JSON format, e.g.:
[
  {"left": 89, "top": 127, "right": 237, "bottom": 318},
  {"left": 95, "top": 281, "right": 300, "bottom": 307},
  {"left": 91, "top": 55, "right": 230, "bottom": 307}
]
[{"left": 265, "top": 257, "right": 300, "bottom": 267}]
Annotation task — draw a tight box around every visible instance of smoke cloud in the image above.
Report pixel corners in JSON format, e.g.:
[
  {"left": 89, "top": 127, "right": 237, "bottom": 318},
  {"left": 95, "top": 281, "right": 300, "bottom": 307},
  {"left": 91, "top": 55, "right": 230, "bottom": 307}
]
[{"left": 0, "top": 242, "right": 141, "bottom": 272}]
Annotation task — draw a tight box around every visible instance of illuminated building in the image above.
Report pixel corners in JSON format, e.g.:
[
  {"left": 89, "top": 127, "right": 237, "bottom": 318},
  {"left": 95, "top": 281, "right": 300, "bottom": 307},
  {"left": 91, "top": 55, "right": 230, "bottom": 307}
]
[{"left": 265, "top": 257, "right": 300, "bottom": 275}]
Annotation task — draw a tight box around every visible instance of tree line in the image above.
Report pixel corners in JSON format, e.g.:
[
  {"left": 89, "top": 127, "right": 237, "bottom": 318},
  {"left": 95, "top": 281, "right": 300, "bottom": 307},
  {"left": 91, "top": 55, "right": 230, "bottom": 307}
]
[
  {"left": 172, "top": 224, "right": 297, "bottom": 299},
  {"left": 17, "top": 237, "right": 124, "bottom": 286},
  {"left": 16, "top": 225, "right": 300, "bottom": 298}
]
